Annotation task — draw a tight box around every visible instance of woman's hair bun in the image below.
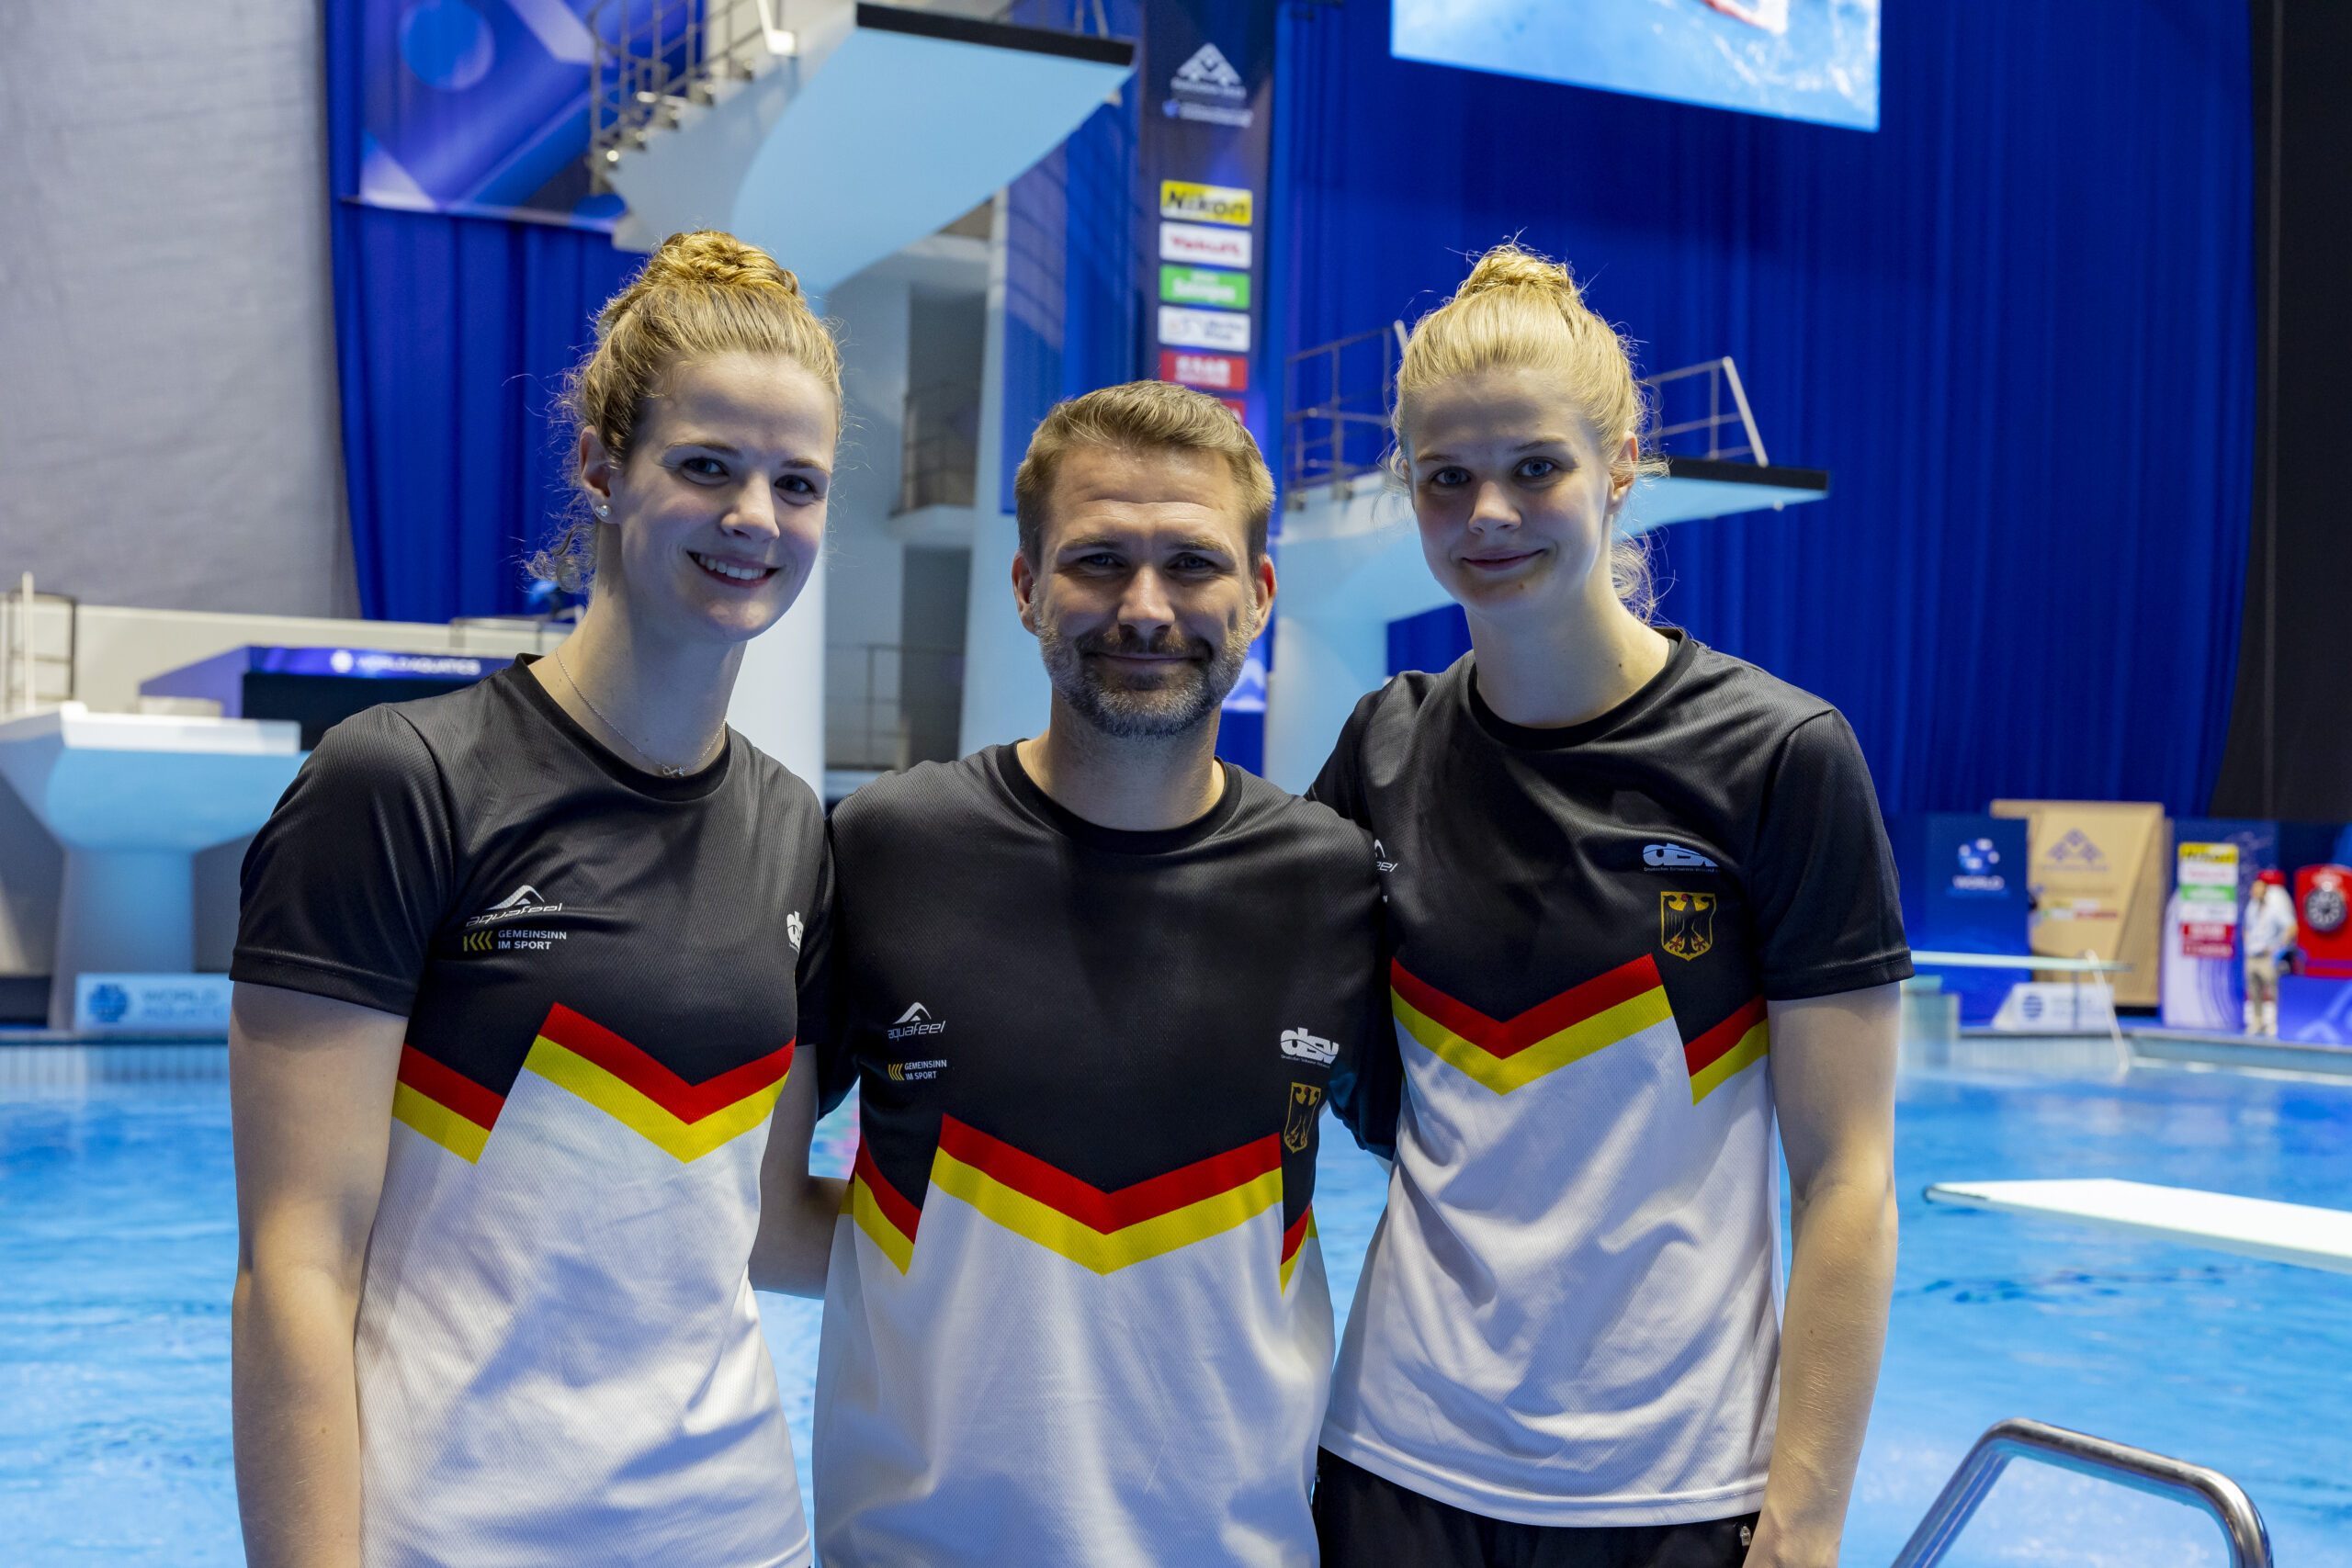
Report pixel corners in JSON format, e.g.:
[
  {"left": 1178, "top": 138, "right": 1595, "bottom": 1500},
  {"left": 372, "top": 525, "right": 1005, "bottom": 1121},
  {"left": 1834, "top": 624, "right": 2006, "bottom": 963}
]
[
  {"left": 601, "top": 231, "right": 803, "bottom": 331},
  {"left": 1453, "top": 242, "right": 1586, "bottom": 311}
]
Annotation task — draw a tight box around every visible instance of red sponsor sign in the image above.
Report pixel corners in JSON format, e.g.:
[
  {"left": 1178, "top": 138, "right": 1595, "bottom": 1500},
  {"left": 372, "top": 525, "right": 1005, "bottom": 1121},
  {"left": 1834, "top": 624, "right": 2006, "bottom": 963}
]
[
  {"left": 1160, "top": 349, "right": 1249, "bottom": 392},
  {"left": 2180, "top": 920, "right": 2236, "bottom": 959}
]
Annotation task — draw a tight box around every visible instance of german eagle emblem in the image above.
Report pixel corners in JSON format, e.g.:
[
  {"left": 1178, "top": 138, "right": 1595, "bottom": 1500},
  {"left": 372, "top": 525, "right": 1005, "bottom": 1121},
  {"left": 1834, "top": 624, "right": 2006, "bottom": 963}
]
[{"left": 1660, "top": 891, "right": 1718, "bottom": 961}]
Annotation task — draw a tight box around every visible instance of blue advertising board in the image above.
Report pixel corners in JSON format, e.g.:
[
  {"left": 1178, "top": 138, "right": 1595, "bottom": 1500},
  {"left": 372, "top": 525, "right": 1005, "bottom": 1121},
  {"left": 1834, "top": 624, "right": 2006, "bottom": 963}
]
[
  {"left": 1136, "top": 0, "right": 1277, "bottom": 770},
  {"left": 1888, "top": 814, "right": 2031, "bottom": 1024}
]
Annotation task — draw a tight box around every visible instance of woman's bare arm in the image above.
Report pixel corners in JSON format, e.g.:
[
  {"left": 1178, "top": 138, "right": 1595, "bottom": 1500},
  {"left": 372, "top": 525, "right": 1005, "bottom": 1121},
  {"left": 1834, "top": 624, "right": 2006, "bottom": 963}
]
[
  {"left": 1749, "top": 982, "right": 1901, "bottom": 1568},
  {"left": 748, "top": 1052, "right": 845, "bottom": 1297},
  {"left": 230, "top": 982, "right": 405, "bottom": 1568}
]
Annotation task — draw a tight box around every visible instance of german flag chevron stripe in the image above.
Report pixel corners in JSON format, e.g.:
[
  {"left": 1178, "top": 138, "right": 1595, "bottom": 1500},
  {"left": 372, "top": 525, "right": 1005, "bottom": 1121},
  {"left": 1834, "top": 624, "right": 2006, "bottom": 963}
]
[
  {"left": 1279, "top": 1204, "right": 1317, "bottom": 1292},
  {"left": 930, "top": 1116, "right": 1283, "bottom": 1276},
  {"left": 1685, "top": 997, "right": 1770, "bottom": 1103},
  {"left": 845, "top": 1141, "right": 921, "bottom": 1273},
  {"left": 391, "top": 1045, "right": 504, "bottom": 1162},
  {"left": 523, "top": 1003, "right": 792, "bottom": 1161},
  {"left": 1391, "top": 954, "right": 1673, "bottom": 1094}
]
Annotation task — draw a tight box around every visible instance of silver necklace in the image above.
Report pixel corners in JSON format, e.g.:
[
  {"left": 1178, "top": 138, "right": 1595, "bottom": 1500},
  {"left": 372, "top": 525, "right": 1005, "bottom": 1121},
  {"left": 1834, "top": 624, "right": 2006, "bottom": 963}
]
[{"left": 552, "top": 645, "right": 721, "bottom": 779}]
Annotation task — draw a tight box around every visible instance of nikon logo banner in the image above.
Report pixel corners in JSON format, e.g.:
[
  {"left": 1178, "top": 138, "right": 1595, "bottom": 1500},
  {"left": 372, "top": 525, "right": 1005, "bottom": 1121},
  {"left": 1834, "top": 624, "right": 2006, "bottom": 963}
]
[{"left": 1159, "top": 180, "right": 1253, "bottom": 227}]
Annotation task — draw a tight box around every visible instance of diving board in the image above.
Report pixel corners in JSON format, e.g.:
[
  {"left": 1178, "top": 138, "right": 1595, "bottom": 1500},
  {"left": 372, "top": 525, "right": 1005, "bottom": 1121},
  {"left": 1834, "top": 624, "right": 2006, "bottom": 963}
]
[{"left": 1925, "top": 1179, "right": 2352, "bottom": 1276}]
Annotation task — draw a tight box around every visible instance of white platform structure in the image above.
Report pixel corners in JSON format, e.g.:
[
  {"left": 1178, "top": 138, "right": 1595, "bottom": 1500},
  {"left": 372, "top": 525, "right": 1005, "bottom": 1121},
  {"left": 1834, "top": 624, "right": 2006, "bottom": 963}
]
[
  {"left": 1926, "top": 1178, "right": 2352, "bottom": 1276},
  {"left": 0, "top": 705, "right": 303, "bottom": 1029},
  {"left": 597, "top": 1, "right": 1134, "bottom": 290}
]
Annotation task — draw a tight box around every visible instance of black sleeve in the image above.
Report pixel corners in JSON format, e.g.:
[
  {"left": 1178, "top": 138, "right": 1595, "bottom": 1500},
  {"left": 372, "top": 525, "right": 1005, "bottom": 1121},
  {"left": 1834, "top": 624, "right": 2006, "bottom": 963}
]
[
  {"left": 230, "top": 707, "right": 457, "bottom": 1017},
  {"left": 1321, "top": 828, "right": 1403, "bottom": 1163},
  {"left": 1748, "top": 710, "right": 1914, "bottom": 1000},
  {"left": 799, "top": 831, "right": 852, "bottom": 1116},
  {"left": 1305, "top": 690, "right": 1378, "bottom": 829},
  {"left": 811, "top": 814, "right": 861, "bottom": 1116}
]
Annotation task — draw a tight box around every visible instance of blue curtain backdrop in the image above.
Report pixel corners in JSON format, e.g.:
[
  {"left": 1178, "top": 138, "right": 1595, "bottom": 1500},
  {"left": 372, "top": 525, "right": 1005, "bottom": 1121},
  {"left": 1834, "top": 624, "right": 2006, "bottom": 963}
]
[
  {"left": 1275, "top": 0, "right": 2253, "bottom": 817},
  {"left": 327, "top": 6, "right": 636, "bottom": 623}
]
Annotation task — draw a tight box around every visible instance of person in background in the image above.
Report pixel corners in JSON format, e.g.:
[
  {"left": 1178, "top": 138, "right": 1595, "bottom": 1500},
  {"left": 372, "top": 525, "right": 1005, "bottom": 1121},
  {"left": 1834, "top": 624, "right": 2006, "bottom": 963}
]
[
  {"left": 2243, "top": 867, "right": 2298, "bottom": 1036},
  {"left": 766, "top": 380, "right": 1393, "bottom": 1567},
  {"left": 228, "top": 231, "right": 841, "bottom": 1568},
  {"left": 1311, "top": 243, "right": 1909, "bottom": 1568}
]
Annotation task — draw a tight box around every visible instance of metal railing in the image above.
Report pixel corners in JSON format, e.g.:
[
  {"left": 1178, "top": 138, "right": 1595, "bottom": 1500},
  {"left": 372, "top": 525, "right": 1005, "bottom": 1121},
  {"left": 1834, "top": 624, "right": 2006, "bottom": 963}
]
[
  {"left": 588, "top": 0, "right": 784, "bottom": 189},
  {"left": 827, "top": 640, "right": 909, "bottom": 771},
  {"left": 1282, "top": 321, "right": 1406, "bottom": 500},
  {"left": 1, "top": 572, "right": 76, "bottom": 714},
  {"left": 897, "top": 381, "right": 981, "bottom": 513},
  {"left": 1644, "top": 356, "right": 1770, "bottom": 465},
  {"left": 586, "top": 1, "right": 1114, "bottom": 190},
  {"left": 1892, "top": 1418, "right": 2270, "bottom": 1568},
  {"left": 1280, "top": 323, "right": 1778, "bottom": 501}
]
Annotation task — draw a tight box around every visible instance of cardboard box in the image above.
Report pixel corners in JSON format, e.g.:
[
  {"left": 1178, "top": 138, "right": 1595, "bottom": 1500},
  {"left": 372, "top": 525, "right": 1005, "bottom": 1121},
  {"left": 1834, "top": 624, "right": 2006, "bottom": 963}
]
[{"left": 1989, "top": 801, "right": 2170, "bottom": 1008}]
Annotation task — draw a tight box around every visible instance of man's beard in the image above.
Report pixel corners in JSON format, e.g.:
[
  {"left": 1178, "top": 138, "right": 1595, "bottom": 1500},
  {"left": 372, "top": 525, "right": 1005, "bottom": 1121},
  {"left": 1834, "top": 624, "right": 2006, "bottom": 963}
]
[{"left": 1035, "top": 615, "right": 1253, "bottom": 740}]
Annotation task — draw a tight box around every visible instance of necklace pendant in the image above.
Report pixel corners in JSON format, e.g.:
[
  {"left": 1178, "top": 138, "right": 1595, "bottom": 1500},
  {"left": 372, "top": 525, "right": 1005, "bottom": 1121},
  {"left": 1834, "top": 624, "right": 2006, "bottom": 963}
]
[{"left": 658, "top": 762, "right": 687, "bottom": 779}]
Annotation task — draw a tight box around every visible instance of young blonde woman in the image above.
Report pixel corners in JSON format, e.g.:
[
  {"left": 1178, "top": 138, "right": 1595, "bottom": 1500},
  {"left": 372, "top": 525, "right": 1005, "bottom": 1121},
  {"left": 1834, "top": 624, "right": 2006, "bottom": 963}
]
[
  {"left": 228, "top": 231, "right": 842, "bottom": 1568},
  {"left": 1311, "top": 245, "right": 1908, "bottom": 1568}
]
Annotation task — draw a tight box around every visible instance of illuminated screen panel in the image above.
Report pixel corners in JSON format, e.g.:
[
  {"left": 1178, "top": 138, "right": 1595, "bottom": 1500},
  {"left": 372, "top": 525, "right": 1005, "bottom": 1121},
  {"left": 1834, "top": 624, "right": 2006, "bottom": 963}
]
[{"left": 1393, "top": 0, "right": 1879, "bottom": 131}]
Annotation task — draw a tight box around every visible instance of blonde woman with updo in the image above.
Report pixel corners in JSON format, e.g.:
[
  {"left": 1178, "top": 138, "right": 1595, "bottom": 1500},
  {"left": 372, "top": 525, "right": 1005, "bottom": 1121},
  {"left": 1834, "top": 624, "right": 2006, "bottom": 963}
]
[
  {"left": 228, "top": 231, "right": 842, "bottom": 1568},
  {"left": 1309, "top": 245, "right": 1910, "bottom": 1568}
]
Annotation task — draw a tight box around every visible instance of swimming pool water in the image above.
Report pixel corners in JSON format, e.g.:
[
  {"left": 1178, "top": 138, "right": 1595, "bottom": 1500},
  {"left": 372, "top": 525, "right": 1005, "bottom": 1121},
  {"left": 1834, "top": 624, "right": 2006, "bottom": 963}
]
[{"left": 4, "top": 1050, "right": 2348, "bottom": 1564}]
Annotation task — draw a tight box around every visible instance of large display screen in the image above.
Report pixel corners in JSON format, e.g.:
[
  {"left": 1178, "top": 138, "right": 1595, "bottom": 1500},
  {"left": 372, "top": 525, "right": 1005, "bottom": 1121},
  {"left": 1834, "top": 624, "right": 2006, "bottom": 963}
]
[{"left": 1393, "top": 0, "right": 1879, "bottom": 131}]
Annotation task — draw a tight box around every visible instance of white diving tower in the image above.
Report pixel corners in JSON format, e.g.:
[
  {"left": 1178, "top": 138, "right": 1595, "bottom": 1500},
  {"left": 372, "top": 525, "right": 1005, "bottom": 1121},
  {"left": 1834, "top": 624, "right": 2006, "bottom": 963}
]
[{"left": 593, "top": 1, "right": 1134, "bottom": 289}]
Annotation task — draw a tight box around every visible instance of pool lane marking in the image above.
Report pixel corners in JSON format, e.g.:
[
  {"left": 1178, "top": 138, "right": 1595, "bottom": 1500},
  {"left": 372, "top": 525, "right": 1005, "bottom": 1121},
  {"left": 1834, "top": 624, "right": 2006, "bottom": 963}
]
[{"left": 1925, "top": 1178, "right": 2352, "bottom": 1276}]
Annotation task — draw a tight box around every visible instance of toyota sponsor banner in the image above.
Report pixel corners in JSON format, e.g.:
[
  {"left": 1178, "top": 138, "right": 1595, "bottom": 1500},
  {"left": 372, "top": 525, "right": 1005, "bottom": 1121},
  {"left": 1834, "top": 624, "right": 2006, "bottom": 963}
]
[{"left": 1137, "top": 1, "right": 1276, "bottom": 755}]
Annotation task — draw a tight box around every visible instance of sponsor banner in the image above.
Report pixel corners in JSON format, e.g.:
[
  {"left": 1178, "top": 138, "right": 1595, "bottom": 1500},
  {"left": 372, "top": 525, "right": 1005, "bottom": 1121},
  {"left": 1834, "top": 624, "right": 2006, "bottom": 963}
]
[
  {"left": 1160, "top": 349, "right": 1250, "bottom": 392},
  {"left": 74, "top": 974, "right": 233, "bottom": 1036},
  {"left": 2176, "top": 841, "right": 2240, "bottom": 959},
  {"left": 1160, "top": 264, "right": 1250, "bottom": 309},
  {"left": 1159, "top": 221, "right": 1253, "bottom": 269},
  {"left": 1159, "top": 179, "right": 1253, "bottom": 227},
  {"left": 1159, "top": 305, "right": 1252, "bottom": 353},
  {"left": 1140, "top": 0, "right": 1276, "bottom": 751}
]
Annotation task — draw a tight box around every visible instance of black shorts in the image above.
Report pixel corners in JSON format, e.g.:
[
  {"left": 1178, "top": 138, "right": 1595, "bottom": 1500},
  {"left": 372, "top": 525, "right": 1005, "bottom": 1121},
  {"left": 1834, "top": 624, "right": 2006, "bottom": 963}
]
[{"left": 1315, "top": 1450, "right": 1757, "bottom": 1568}]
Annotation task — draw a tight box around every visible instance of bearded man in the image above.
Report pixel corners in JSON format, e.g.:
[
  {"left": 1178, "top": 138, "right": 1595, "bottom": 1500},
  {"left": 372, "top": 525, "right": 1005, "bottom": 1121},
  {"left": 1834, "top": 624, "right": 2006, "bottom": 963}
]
[{"left": 759, "top": 380, "right": 1395, "bottom": 1567}]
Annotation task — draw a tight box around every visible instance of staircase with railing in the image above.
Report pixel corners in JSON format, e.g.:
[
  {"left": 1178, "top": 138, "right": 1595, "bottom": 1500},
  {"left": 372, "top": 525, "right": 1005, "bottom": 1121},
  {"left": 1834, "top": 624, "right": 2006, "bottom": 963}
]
[{"left": 584, "top": 0, "right": 1133, "bottom": 288}]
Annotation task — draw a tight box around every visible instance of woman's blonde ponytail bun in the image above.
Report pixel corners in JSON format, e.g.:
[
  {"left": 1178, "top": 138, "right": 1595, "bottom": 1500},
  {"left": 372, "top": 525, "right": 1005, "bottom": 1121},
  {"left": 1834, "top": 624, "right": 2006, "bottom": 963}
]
[
  {"left": 609, "top": 231, "right": 808, "bottom": 324},
  {"left": 536, "top": 230, "right": 842, "bottom": 591},
  {"left": 1393, "top": 241, "right": 1665, "bottom": 619},
  {"left": 1452, "top": 244, "right": 1589, "bottom": 314}
]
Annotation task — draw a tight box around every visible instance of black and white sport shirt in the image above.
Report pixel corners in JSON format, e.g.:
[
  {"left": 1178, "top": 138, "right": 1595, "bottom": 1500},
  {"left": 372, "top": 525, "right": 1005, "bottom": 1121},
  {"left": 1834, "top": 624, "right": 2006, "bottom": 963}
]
[
  {"left": 811, "top": 744, "right": 1388, "bottom": 1567},
  {"left": 232, "top": 661, "right": 825, "bottom": 1568},
  {"left": 1313, "top": 632, "right": 1910, "bottom": 1527}
]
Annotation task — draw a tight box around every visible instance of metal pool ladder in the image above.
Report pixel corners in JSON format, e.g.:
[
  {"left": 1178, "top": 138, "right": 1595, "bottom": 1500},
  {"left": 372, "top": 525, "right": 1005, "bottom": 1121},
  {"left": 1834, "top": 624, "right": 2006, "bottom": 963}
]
[{"left": 1892, "top": 1417, "right": 2271, "bottom": 1567}]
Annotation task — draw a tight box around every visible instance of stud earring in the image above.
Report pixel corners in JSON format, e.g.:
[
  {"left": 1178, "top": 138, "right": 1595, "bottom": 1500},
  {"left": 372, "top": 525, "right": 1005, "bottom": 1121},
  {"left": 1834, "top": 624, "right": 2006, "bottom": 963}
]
[{"left": 594, "top": 502, "right": 612, "bottom": 520}]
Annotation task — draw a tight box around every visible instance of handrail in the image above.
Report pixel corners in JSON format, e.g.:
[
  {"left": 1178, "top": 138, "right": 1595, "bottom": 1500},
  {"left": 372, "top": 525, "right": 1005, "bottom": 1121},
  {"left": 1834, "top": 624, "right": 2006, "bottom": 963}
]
[
  {"left": 1280, "top": 325, "right": 1777, "bottom": 496},
  {"left": 1910, "top": 951, "right": 2130, "bottom": 973},
  {"left": 1891, "top": 1418, "right": 2270, "bottom": 1568}
]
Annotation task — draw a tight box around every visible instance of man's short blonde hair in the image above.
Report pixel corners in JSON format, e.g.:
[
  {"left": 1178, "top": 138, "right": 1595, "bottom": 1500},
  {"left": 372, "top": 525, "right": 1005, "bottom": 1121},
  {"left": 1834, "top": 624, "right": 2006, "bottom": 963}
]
[{"left": 1012, "top": 380, "right": 1275, "bottom": 563}]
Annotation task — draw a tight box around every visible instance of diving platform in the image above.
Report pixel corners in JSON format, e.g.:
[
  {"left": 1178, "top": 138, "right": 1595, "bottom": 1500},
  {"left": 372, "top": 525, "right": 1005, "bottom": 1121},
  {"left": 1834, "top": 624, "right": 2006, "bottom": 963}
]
[{"left": 596, "top": 1, "right": 1134, "bottom": 293}]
